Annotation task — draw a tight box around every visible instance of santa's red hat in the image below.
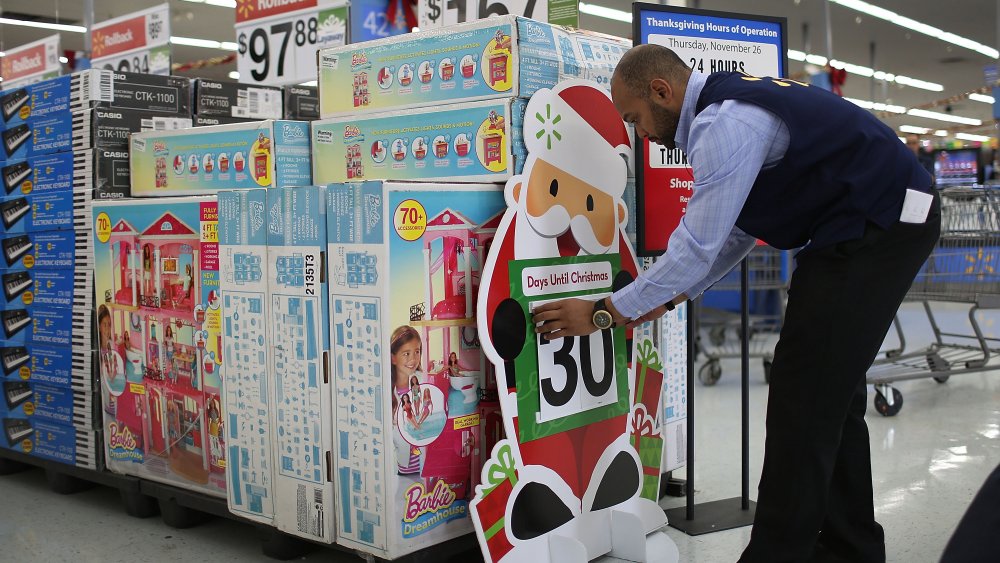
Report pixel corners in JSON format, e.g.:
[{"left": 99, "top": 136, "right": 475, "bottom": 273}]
[{"left": 522, "top": 79, "right": 632, "bottom": 197}]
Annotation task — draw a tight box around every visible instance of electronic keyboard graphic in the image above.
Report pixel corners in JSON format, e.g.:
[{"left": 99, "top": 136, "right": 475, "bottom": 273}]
[
  {"left": 3, "top": 381, "right": 32, "bottom": 410},
  {"left": 2, "top": 162, "right": 31, "bottom": 195},
  {"left": 1, "top": 89, "right": 29, "bottom": 122},
  {"left": 2, "top": 309, "right": 31, "bottom": 338},
  {"left": 2, "top": 124, "right": 31, "bottom": 158},
  {"left": 3, "top": 417, "right": 32, "bottom": 446},
  {"left": 0, "top": 197, "right": 30, "bottom": 230},
  {"left": 0, "top": 346, "right": 30, "bottom": 376},
  {"left": 2, "top": 271, "right": 32, "bottom": 301},
  {"left": 2, "top": 235, "right": 33, "bottom": 266}
]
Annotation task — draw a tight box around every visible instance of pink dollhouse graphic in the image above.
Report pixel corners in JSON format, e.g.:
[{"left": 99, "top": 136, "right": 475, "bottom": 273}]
[
  {"left": 104, "top": 212, "right": 223, "bottom": 485},
  {"left": 407, "top": 209, "right": 501, "bottom": 499}
]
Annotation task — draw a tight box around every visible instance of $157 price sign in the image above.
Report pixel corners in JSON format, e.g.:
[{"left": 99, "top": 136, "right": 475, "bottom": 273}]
[
  {"left": 236, "top": 0, "right": 349, "bottom": 86},
  {"left": 418, "top": 0, "right": 578, "bottom": 28}
]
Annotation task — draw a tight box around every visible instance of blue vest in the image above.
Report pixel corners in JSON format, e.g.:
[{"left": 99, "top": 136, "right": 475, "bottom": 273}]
[{"left": 696, "top": 72, "right": 932, "bottom": 251}]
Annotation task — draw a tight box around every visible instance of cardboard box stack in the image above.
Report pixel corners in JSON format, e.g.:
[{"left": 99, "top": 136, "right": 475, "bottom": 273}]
[{"left": 0, "top": 70, "right": 192, "bottom": 469}]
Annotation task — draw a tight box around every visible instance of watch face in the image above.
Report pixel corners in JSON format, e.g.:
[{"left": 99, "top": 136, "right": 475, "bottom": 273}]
[{"left": 593, "top": 310, "right": 613, "bottom": 330}]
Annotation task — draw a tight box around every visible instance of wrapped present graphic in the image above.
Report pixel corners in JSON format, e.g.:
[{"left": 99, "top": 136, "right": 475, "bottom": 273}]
[
  {"left": 473, "top": 442, "right": 518, "bottom": 561},
  {"left": 633, "top": 339, "right": 665, "bottom": 417},
  {"left": 629, "top": 404, "right": 663, "bottom": 501}
]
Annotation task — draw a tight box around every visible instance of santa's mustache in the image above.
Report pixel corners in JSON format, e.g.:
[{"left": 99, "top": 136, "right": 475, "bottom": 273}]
[{"left": 525, "top": 204, "right": 612, "bottom": 255}]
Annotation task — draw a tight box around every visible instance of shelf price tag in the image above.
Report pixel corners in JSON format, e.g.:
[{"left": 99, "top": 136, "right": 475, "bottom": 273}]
[
  {"left": 236, "top": 0, "right": 349, "bottom": 86},
  {"left": 91, "top": 4, "right": 171, "bottom": 75},
  {"left": 1, "top": 34, "right": 62, "bottom": 89},
  {"left": 418, "top": 0, "right": 579, "bottom": 29}
]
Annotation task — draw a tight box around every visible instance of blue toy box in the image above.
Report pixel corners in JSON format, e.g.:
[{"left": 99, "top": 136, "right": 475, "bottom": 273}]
[
  {"left": 0, "top": 342, "right": 89, "bottom": 389},
  {"left": 0, "top": 189, "right": 92, "bottom": 234},
  {"left": 0, "top": 305, "right": 90, "bottom": 348},
  {"left": 0, "top": 379, "right": 93, "bottom": 428},
  {"left": 1, "top": 417, "right": 98, "bottom": 469},
  {"left": 0, "top": 229, "right": 90, "bottom": 271},
  {"left": 0, "top": 267, "right": 91, "bottom": 309}
]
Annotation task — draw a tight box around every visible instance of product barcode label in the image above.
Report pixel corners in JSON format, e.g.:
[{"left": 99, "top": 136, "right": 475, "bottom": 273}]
[
  {"left": 151, "top": 117, "right": 192, "bottom": 131},
  {"left": 93, "top": 70, "right": 115, "bottom": 103}
]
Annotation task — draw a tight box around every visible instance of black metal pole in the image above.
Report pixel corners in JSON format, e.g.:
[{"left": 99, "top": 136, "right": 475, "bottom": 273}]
[
  {"left": 740, "top": 258, "right": 750, "bottom": 509},
  {"left": 686, "top": 299, "right": 696, "bottom": 520}
]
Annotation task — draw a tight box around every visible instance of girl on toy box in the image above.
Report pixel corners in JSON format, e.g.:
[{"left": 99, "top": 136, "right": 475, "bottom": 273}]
[
  {"left": 532, "top": 45, "right": 939, "bottom": 563},
  {"left": 390, "top": 325, "right": 424, "bottom": 475}
]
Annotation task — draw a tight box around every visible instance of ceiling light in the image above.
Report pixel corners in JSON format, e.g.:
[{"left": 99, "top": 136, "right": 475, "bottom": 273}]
[
  {"left": 830, "top": 0, "right": 998, "bottom": 58},
  {"left": 906, "top": 108, "right": 982, "bottom": 126},
  {"left": 300, "top": 80, "right": 318, "bottom": 87},
  {"left": 956, "top": 133, "right": 991, "bottom": 142},
  {"left": 935, "top": 130, "right": 948, "bottom": 136},
  {"left": 0, "top": 17, "right": 85, "bottom": 33},
  {"left": 205, "top": 0, "right": 237, "bottom": 6},
  {"left": 228, "top": 71, "right": 240, "bottom": 80},
  {"left": 170, "top": 37, "right": 238, "bottom": 51},
  {"left": 805, "top": 54, "right": 828, "bottom": 65},
  {"left": 897, "top": 136, "right": 906, "bottom": 143},
  {"left": 579, "top": 2, "right": 632, "bottom": 23},
  {"left": 899, "top": 125, "right": 930, "bottom": 134},
  {"left": 844, "top": 97, "right": 906, "bottom": 114},
  {"left": 893, "top": 75, "right": 944, "bottom": 91},
  {"left": 969, "top": 93, "right": 995, "bottom": 104},
  {"left": 58, "top": 56, "right": 68, "bottom": 63},
  {"left": 788, "top": 49, "right": 806, "bottom": 62}
]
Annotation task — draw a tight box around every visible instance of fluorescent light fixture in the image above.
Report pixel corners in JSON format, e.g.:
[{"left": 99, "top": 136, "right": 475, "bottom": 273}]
[
  {"left": 956, "top": 133, "right": 991, "bottom": 142},
  {"left": 906, "top": 108, "right": 982, "bottom": 126},
  {"left": 0, "top": 17, "right": 85, "bottom": 33},
  {"left": 170, "top": 37, "right": 238, "bottom": 51},
  {"left": 58, "top": 56, "right": 68, "bottom": 63},
  {"left": 300, "top": 80, "right": 318, "bottom": 87},
  {"left": 935, "top": 130, "right": 948, "bottom": 136},
  {"left": 899, "top": 125, "right": 930, "bottom": 134},
  {"left": 844, "top": 97, "right": 906, "bottom": 114},
  {"left": 579, "top": 2, "right": 632, "bottom": 23},
  {"left": 0, "top": 52, "right": 5, "bottom": 57},
  {"left": 830, "top": 0, "right": 998, "bottom": 59},
  {"left": 180, "top": 0, "right": 237, "bottom": 5},
  {"left": 897, "top": 136, "right": 907, "bottom": 143},
  {"left": 805, "top": 54, "right": 828, "bottom": 65},
  {"left": 228, "top": 71, "right": 240, "bottom": 80},
  {"left": 788, "top": 49, "right": 806, "bottom": 62},
  {"left": 894, "top": 75, "right": 944, "bottom": 91},
  {"left": 970, "top": 93, "right": 995, "bottom": 104}
]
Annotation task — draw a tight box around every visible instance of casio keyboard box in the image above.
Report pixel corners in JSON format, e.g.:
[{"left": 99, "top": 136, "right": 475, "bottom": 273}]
[
  {"left": 0, "top": 268, "right": 92, "bottom": 309},
  {"left": 72, "top": 107, "right": 192, "bottom": 151},
  {"left": 0, "top": 380, "right": 93, "bottom": 429},
  {"left": 0, "top": 69, "right": 192, "bottom": 128},
  {"left": 284, "top": 86, "right": 319, "bottom": 120},
  {"left": 129, "top": 120, "right": 311, "bottom": 196},
  {"left": 0, "top": 189, "right": 93, "bottom": 234},
  {"left": 1, "top": 417, "right": 98, "bottom": 469},
  {"left": 194, "top": 79, "right": 283, "bottom": 120},
  {"left": 2, "top": 152, "right": 84, "bottom": 196},
  {"left": 0, "top": 230, "right": 92, "bottom": 271},
  {"left": 0, "top": 305, "right": 91, "bottom": 348},
  {"left": 218, "top": 189, "right": 275, "bottom": 524},
  {"left": 0, "top": 342, "right": 90, "bottom": 390},
  {"left": 194, "top": 115, "right": 258, "bottom": 127},
  {"left": 92, "top": 196, "right": 227, "bottom": 497},
  {"left": 0, "top": 114, "right": 76, "bottom": 161}
]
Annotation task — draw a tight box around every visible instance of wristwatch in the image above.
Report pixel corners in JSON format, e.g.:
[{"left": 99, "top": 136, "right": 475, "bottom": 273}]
[{"left": 592, "top": 298, "right": 616, "bottom": 330}]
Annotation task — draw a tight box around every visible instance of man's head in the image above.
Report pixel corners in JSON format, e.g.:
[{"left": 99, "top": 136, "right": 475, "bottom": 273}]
[
  {"left": 611, "top": 44, "right": 692, "bottom": 149},
  {"left": 906, "top": 133, "right": 922, "bottom": 156}
]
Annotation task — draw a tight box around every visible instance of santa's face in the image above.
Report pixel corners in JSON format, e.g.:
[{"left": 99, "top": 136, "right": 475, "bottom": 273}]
[{"left": 520, "top": 157, "right": 621, "bottom": 256}]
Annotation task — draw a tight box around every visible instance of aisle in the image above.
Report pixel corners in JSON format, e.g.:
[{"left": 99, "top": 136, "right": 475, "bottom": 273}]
[{"left": 1, "top": 303, "right": 998, "bottom": 563}]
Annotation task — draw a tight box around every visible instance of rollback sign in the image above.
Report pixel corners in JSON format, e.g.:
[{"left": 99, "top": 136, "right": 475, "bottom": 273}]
[
  {"left": 633, "top": 4, "right": 787, "bottom": 255},
  {"left": 471, "top": 79, "right": 674, "bottom": 562},
  {"left": 1, "top": 35, "right": 61, "bottom": 89},
  {"left": 91, "top": 4, "right": 172, "bottom": 75}
]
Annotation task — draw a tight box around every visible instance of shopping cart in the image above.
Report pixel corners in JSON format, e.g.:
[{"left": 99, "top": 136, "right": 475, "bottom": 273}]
[
  {"left": 695, "top": 243, "right": 791, "bottom": 385},
  {"left": 867, "top": 185, "right": 1000, "bottom": 416}
]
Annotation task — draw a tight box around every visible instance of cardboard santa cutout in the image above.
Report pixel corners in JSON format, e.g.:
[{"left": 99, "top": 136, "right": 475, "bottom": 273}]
[{"left": 471, "top": 80, "right": 677, "bottom": 562}]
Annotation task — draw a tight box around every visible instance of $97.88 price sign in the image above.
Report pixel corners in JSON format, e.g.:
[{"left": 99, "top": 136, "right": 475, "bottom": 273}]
[{"left": 236, "top": 0, "right": 349, "bottom": 86}]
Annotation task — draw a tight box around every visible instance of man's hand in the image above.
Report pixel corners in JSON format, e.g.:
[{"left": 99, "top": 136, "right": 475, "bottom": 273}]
[
  {"left": 625, "top": 305, "right": 668, "bottom": 330},
  {"left": 532, "top": 298, "right": 629, "bottom": 340}
]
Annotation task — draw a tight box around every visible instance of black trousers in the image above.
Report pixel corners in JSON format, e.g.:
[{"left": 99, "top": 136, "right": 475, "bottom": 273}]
[
  {"left": 940, "top": 462, "right": 1000, "bottom": 562},
  {"left": 739, "top": 197, "right": 941, "bottom": 563}
]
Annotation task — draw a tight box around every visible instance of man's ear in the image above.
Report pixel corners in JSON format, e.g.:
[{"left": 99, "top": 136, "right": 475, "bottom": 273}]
[{"left": 649, "top": 78, "right": 673, "bottom": 104}]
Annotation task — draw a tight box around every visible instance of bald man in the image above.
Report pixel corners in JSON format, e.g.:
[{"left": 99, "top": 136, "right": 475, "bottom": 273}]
[{"left": 531, "top": 44, "right": 940, "bottom": 563}]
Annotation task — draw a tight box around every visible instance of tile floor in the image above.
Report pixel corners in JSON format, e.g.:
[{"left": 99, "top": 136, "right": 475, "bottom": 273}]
[{"left": 1, "top": 302, "right": 997, "bottom": 562}]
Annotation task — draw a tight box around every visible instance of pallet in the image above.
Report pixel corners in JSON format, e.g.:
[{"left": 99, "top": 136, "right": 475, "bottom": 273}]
[{"left": 0, "top": 447, "right": 483, "bottom": 562}]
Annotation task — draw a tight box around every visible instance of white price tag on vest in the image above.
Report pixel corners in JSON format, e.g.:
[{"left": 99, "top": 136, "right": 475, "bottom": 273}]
[{"left": 900, "top": 188, "right": 933, "bottom": 224}]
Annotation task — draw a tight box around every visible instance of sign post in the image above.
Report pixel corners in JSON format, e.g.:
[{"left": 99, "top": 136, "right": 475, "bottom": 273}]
[
  {"left": 235, "top": 0, "right": 349, "bottom": 86},
  {"left": 1, "top": 35, "right": 62, "bottom": 89},
  {"left": 91, "top": 4, "right": 171, "bottom": 75}
]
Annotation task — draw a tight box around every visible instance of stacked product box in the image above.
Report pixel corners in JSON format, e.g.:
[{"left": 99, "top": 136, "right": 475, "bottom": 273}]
[
  {"left": 218, "top": 189, "right": 273, "bottom": 523},
  {"left": 92, "top": 197, "right": 227, "bottom": 496},
  {"left": 218, "top": 186, "right": 335, "bottom": 542},
  {"left": 326, "top": 181, "right": 504, "bottom": 559},
  {"left": 0, "top": 70, "right": 194, "bottom": 199},
  {"left": 283, "top": 86, "right": 319, "bottom": 121},
  {"left": 128, "top": 120, "right": 312, "bottom": 197},
  {"left": 311, "top": 16, "right": 630, "bottom": 184},
  {"left": 194, "top": 79, "right": 283, "bottom": 123}
]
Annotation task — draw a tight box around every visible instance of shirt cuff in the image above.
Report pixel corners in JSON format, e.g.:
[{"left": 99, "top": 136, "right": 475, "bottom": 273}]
[{"left": 610, "top": 284, "right": 651, "bottom": 320}]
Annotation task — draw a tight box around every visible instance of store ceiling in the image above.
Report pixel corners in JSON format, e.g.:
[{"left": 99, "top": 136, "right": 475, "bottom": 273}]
[{"left": 0, "top": 0, "right": 996, "bottom": 139}]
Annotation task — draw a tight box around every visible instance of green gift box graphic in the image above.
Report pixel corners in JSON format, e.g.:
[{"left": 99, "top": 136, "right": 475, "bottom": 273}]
[
  {"left": 629, "top": 405, "right": 663, "bottom": 501},
  {"left": 475, "top": 443, "right": 518, "bottom": 560}
]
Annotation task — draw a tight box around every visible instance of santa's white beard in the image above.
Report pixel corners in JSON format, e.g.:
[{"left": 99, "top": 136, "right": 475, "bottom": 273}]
[{"left": 514, "top": 203, "right": 615, "bottom": 258}]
